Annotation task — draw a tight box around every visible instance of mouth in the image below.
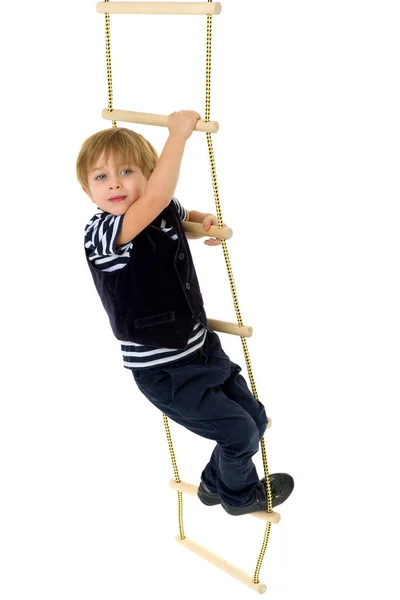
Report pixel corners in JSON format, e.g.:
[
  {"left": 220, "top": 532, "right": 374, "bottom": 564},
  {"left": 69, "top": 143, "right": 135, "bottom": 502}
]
[{"left": 109, "top": 196, "right": 126, "bottom": 203}]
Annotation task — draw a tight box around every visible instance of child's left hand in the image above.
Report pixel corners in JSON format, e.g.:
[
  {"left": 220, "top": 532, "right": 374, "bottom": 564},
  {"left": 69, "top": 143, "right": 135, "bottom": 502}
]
[{"left": 202, "top": 214, "right": 228, "bottom": 246}]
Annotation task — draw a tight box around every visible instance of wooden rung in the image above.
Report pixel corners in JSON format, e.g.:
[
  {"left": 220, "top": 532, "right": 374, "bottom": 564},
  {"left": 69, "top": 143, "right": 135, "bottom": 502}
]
[
  {"left": 96, "top": 2, "right": 222, "bottom": 15},
  {"left": 175, "top": 535, "right": 267, "bottom": 594},
  {"left": 101, "top": 109, "right": 219, "bottom": 133},
  {"left": 169, "top": 479, "right": 281, "bottom": 524},
  {"left": 182, "top": 221, "right": 233, "bottom": 240},
  {"left": 208, "top": 318, "right": 253, "bottom": 337}
]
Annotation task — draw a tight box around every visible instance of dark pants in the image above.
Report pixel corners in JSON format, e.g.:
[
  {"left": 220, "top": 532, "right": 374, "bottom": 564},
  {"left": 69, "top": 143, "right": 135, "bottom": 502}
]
[{"left": 131, "top": 330, "right": 268, "bottom": 506}]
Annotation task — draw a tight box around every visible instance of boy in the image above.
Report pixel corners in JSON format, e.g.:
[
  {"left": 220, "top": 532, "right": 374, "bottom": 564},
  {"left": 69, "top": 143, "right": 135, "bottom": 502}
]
[{"left": 77, "top": 110, "right": 294, "bottom": 516}]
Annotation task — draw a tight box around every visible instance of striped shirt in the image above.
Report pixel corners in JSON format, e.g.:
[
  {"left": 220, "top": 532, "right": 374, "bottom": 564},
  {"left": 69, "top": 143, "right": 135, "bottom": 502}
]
[{"left": 84, "top": 197, "right": 207, "bottom": 369}]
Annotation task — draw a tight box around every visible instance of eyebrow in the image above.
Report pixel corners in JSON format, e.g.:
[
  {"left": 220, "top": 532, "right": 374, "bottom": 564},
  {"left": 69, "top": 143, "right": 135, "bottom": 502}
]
[{"left": 89, "top": 163, "right": 136, "bottom": 174}]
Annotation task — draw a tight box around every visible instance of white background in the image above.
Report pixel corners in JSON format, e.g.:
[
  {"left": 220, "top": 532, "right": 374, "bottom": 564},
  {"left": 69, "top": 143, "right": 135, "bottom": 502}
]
[{"left": 1, "top": 1, "right": 399, "bottom": 598}]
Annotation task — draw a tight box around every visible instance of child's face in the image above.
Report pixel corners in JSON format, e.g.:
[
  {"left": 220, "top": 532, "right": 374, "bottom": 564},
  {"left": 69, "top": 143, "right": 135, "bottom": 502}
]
[{"left": 83, "top": 152, "right": 148, "bottom": 215}]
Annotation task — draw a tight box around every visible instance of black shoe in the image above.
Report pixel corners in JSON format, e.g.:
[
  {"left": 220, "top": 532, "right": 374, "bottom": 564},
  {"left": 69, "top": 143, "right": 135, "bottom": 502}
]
[
  {"left": 197, "top": 480, "right": 221, "bottom": 506},
  {"left": 221, "top": 473, "right": 294, "bottom": 516}
]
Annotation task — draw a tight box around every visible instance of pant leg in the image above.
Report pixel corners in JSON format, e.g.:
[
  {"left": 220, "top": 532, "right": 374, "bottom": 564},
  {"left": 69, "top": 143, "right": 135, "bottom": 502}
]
[
  {"left": 198, "top": 332, "right": 268, "bottom": 504},
  {"left": 201, "top": 358, "right": 268, "bottom": 500},
  {"left": 131, "top": 331, "right": 268, "bottom": 506}
]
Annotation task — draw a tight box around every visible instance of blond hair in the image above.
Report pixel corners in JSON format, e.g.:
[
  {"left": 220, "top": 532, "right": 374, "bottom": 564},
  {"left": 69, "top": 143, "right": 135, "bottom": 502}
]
[{"left": 76, "top": 127, "right": 159, "bottom": 189}]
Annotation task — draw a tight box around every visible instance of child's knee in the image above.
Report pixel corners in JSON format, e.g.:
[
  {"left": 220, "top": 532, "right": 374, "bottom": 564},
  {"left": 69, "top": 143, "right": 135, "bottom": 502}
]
[{"left": 229, "top": 420, "right": 260, "bottom": 455}]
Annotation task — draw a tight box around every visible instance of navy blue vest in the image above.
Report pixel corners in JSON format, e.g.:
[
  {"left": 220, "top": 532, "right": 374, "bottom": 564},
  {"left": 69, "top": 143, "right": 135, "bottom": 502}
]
[{"left": 85, "top": 200, "right": 211, "bottom": 349}]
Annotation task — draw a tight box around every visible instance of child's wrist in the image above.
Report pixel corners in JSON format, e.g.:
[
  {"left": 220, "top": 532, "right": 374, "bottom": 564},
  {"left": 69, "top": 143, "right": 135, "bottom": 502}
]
[{"left": 168, "top": 132, "right": 189, "bottom": 143}]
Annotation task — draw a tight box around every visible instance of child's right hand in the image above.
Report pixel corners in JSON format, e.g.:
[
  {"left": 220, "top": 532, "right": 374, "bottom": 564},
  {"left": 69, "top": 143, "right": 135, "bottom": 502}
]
[{"left": 167, "top": 110, "right": 202, "bottom": 140}]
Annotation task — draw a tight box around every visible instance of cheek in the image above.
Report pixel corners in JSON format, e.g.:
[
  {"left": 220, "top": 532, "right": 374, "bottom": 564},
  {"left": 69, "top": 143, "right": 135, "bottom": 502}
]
[{"left": 90, "top": 183, "right": 104, "bottom": 196}]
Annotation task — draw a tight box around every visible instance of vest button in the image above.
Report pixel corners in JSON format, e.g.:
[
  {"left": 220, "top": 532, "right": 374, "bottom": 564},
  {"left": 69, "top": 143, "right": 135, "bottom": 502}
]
[
  {"left": 186, "top": 282, "right": 191, "bottom": 289},
  {"left": 179, "top": 252, "right": 185, "bottom": 260}
]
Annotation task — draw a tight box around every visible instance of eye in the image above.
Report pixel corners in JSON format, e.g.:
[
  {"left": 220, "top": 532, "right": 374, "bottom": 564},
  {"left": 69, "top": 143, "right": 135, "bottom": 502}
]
[
  {"left": 121, "top": 169, "right": 133, "bottom": 175},
  {"left": 95, "top": 174, "right": 106, "bottom": 181}
]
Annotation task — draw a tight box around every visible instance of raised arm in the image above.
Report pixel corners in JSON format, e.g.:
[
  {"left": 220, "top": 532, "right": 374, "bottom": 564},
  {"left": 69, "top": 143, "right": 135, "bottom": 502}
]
[{"left": 115, "top": 110, "right": 201, "bottom": 247}]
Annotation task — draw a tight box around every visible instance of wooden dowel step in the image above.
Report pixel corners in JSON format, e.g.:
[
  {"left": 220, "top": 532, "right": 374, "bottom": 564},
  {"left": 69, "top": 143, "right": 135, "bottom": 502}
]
[
  {"left": 175, "top": 535, "right": 267, "bottom": 594},
  {"left": 182, "top": 221, "right": 233, "bottom": 240},
  {"left": 102, "top": 109, "right": 219, "bottom": 133},
  {"left": 169, "top": 480, "right": 281, "bottom": 524},
  {"left": 207, "top": 318, "right": 253, "bottom": 338},
  {"left": 96, "top": 2, "right": 222, "bottom": 15}
]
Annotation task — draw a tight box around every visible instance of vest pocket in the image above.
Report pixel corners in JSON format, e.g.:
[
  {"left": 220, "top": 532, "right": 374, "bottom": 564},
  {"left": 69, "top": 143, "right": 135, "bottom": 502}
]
[{"left": 134, "top": 310, "right": 176, "bottom": 329}]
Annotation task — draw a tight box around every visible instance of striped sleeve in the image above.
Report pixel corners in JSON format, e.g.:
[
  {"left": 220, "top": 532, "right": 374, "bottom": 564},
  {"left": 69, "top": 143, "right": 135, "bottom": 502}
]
[
  {"left": 172, "top": 197, "right": 189, "bottom": 221},
  {"left": 84, "top": 212, "right": 124, "bottom": 256},
  {"left": 84, "top": 212, "right": 134, "bottom": 272}
]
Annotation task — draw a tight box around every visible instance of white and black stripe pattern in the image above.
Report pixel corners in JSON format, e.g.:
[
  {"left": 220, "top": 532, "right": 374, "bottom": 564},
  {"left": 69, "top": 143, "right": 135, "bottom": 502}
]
[
  {"left": 84, "top": 197, "right": 206, "bottom": 369},
  {"left": 84, "top": 197, "right": 188, "bottom": 272},
  {"left": 121, "top": 321, "right": 207, "bottom": 369}
]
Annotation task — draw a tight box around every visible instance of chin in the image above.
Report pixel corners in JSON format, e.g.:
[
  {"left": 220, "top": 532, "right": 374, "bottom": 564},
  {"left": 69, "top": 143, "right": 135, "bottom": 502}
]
[{"left": 112, "top": 206, "right": 128, "bottom": 214}]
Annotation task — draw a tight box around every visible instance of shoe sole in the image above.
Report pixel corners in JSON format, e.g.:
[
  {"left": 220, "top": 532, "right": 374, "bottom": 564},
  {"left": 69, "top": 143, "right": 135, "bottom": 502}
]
[{"left": 221, "top": 502, "right": 267, "bottom": 516}]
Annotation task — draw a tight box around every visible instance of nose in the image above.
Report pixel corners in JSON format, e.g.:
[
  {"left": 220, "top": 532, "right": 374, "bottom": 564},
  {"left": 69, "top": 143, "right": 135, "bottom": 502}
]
[
  {"left": 108, "top": 173, "right": 121, "bottom": 189},
  {"left": 109, "top": 180, "right": 121, "bottom": 189}
]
